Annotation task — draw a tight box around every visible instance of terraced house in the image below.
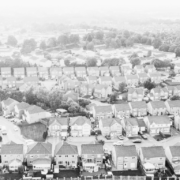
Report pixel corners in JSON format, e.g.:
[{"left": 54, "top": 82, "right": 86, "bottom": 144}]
[
  {"left": 13, "top": 67, "right": 25, "bottom": 78},
  {"left": 150, "top": 87, "right": 168, "bottom": 101},
  {"left": 99, "top": 76, "right": 112, "bottom": 86},
  {"left": 109, "top": 66, "right": 120, "bottom": 76},
  {"left": 149, "top": 72, "right": 162, "bottom": 84},
  {"left": 137, "top": 73, "right": 149, "bottom": 84},
  {"left": 26, "top": 67, "right": 38, "bottom": 77},
  {"left": 63, "top": 67, "right": 75, "bottom": 78},
  {"left": 93, "top": 84, "right": 112, "bottom": 99},
  {"left": 125, "top": 75, "right": 139, "bottom": 87},
  {"left": 113, "top": 76, "right": 126, "bottom": 90},
  {"left": 38, "top": 67, "right": 49, "bottom": 79},
  {"left": 1, "top": 67, "right": 11, "bottom": 78},
  {"left": 50, "top": 67, "right": 62, "bottom": 79},
  {"left": 134, "top": 65, "right": 144, "bottom": 74},
  {"left": 87, "top": 67, "right": 99, "bottom": 76},
  {"left": 165, "top": 100, "right": 180, "bottom": 115},
  {"left": 99, "top": 66, "right": 110, "bottom": 76},
  {"left": 14, "top": 102, "right": 30, "bottom": 119},
  {"left": 129, "top": 101, "right": 147, "bottom": 117},
  {"left": 127, "top": 87, "right": 144, "bottom": 102},
  {"left": 75, "top": 67, "right": 87, "bottom": 77}
]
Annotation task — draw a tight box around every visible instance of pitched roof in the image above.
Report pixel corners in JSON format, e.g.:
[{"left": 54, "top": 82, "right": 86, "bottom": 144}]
[
  {"left": 136, "top": 119, "right": 146, "bottom": 127},
  {"left": 153, "top": 87, "right": 168, "bottom": 93},
  {"left": 1, "top": 144, "right": 23, "bottom": 154},
  {"left": 141, "top": 146, "right": 166, "bottom": 158},
  {"left": 109, "top": 66, "right": 119, "bottom": 70},
  {"left": 167, "top": 100, "right": 180, "bottom": 108},
  {"left": 25, "top": 105, "right": 46, "bottom": 114},
  {"left": 130, "top": 101, "right": 147, "bottom": 109},
  {"left": 146, "top": 65, "right": 155, "bottom": 69},
  {"left": 135, "top": 65, "right": 144, "bottom": 69},
  {"left": 114, "top": 76, "right": 126, "bottom": 82},
  {"left": 55, "top": 142, "right": 78, "bottom": 155},
  {"left": 115, "top": 145, "right": 137, "bottom": 157},
  {"left": 126, "top": 118, "right": 138, "bottom": 126},
  {"left": 70, "top": 116, "right": 91, "bottom": 126},
  {"left": 101, "top": 118, "right": 121, "bottom": 127},
  {"left": 75, "top": 67, "right": 86, "bottom": 71},
  {"left": 13, "top": 68, "right": 25, "bottom": 73},
  {"left": 49, "top": 117, "right": 68, "bottom": 126},
  {"left": 2, "top": 98, "right": 18, "bottom": 106},
  {"left": 99, "top": 76, "right": 112, "bottom": 81},
  {"left": 94, "top": 105, "right": 112, "bottom": 114},
  {"left": 1, "top": 67, "right": 11, "bottom": 73},
  {"left": 126, "top": 75, "right": 138, "bottom": 80},
  {"left": 27, "top": 142, "right": 52, "bottom": 154},
  {"left": 50, "top": 67, "right": 62, "bottom": 73},
  {"left": 38, "top": 67, "right": 48, "bottom": 72},
  {"left": 24, "top": 77, "right": 39, "bottom": 82},
  {"left": 128, "top": 87, "right": 144, "bottom": 94},
  {"left": 147, "top": 116, "right": 171, "bottom": 125},
  {"left": 26, "top": 67, "right": 37, "bottom": 72},
  {"left": 99, "top": 66, "right": 109, "bottom": 70},
  {"left": 137, "top": 73, "right": 149, "bottom": 78},
  {"left": 16, "top": 102, "right": 30, "bottom": 110},
  {"left": 87, "top": 67, "right": 99, "bottom": 71},
  {"left": 63, "top": 67, "right": 74, "bottom": 72},
  {"left": 149, "top": 72, "right": 161, "bottom": 77},
  {"left": 6, "top": 77, "right": 16, "bottom": 81},
  {"left": 81, "top": 144, "right": 104, "bottom": 154},
  {"left": 114, "top": 103, "right": 130, "bottom": 111},
  {"left": 150, "top": 101, "right": 166, "bottom": 109},
  {"left": 169, "top": 146, "right": 180, "bottom": 157}
]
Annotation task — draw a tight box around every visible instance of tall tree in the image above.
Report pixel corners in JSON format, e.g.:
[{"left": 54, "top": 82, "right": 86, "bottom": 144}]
[
  {"left": 39, "top": 41, "right": 47, "bottom": 50},
  {"left": 7, "top": 35, "right": 17, "bottom": 46}
]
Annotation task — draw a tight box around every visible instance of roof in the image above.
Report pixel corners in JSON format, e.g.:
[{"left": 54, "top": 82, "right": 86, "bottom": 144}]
[
  {"left": 1, "top": 67, "right": 11, "bottom": 73},
  {"left": 147, "top": 116, "right": 171, "bottom": 125},
  {"left": 1, "top": 144, "right": 23, "bottom": 154},
  {"left": 169, "top": 146, "right": 180, "bottom": 157},
  {"left": 70, "top": 116, "right": 91, "bottom": 126},
  {"left": 25, "top": 105, "right": 46, "bottom": 114},
  {"left": 6, "top": 77, "right": 16, "bottom": 81},
  {"left": 2, "top": 98, "right": 18, "bottom": 106},
  {"left": 26, "top": 67, "right": 37, "bottom": 72},
  {"left": 27, "top": 142, "right": 52, "bottom": 154},
  {"left": 130, "top": 101, "right": 147, "bottom": 109},
  {"left": 149, "top": 72, "right": 161, "bottom": 77},
  {"left": 38, "top": 67, "right": 48, "bottom": 72},
  {"left": 141, "top": 146, "right": 166, "bottom": 158},
  {"left": 99, "top": 66, "right": 109, "bottom": 70},
  {"left": 114, "top": 103, "right": 130, "bottom": 111},
  {"left": 101, "top": 118, "right": 121, "bottom": 127},
  {"left": 33, "top": 158, "right": 51, "bottom": 165},
  {"left": 49, "top": 117, "right": 68, "bottom": 126},
  {"left": 99, "top": 76, "right": 112, "bottom": 81},
  {"left": 135, "top": 65, "right": 144, "bottom": 69},
  {"left": 94, "top": 105, "right": 112, "bottom": 114},
  {"left": 50, "top": 67, "right": 62, "bottom": 73},
  {"left": 109, "top": 66, "right": 119, "bottom": 70},
  {"left": 114, "top": 76, "right": 126, "bottom": 82},
  {"left": 94, "top": 84, "right": 109, "bottom": 90},
  {"left": 13, "top": 68, "right": 25, "bottom": 73},
  {"left": 87, "top": 67, "right": 99, "bottom": 71},
  {"left": 146, "top": 65, "right": 155, "bottom": 69},
  {"left": 137, "top": 73, "right": 149, "bottom": 78},
  {"left": 126, "top": 118, "right": 138, "bottom": 126},
  {"left": 88, "top": 76, "right": 97, "bottom": 80},
  {"left": 150, "top": 101, "right": 166, "bottom": 109},
  {"left": 126, "top": 75, "right": 138, "bottom": 80},
  {"left": 16, "top": 102, "right": 30, "bottom": 110},
  {"left": 75, "top": 67, "right": 86, "bottom": 71},
  {"left": 115, "top": 145, "right": 137, "bottom": 157},
  {"left": 63, "top": 67, "right": 74, "bottom": 72},
  {"left": 167, "top": 100, "right": 180, "bottom": 108},
  {"left": 153, "top": 87, "right": 168, "bottom": 93},
  {"left": 55, "top": 142, "right": 78, "bottom": 155},
  {"left": 81, "top": 144, "right": 104, "bottom": 155},
  {"left": 136, "top": 119, "right": 146, "bottom": 127},
  {"left": 24, "top": 77, "right": 39, "bottom": 82},
  {"left": 128, "top": 87, "right": 144, "bottom": 94}
]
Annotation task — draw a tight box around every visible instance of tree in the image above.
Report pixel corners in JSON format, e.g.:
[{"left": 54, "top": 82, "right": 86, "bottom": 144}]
[
  {"left": 43, "top": 131, "right": 48, "bottom": 139},
  {"left": 86, "top": 42, "right": 94, "bottom": 51},
  {"left": 64, "top": 59, "right": 71, "bottom": 67},
  {"left": 143, "top": 79, "right": 156, "bottom": 90},
  {"left": 86, "top": 57, "right": 97, "bottom": 67},
  {"left": 95, "top": 31, "right": 104, "bottom": 41},
  {"left": 171, "top": 95, "right": 180, "bottom": 100},
  {"left": 125, "top": 38, "right": 134, "bottom": 47},
  {"left": 69, "top": 34, "right": 79, "bottom": 43},
  {"left": 130, "top": 58, "right": 141, "bottom": 68},
  {"left": 10, "top": 91, "right": 24, "bottom": 102},
  {"left": 152, "top": 38, "right": 162, "bottom": 49},
  {"left": 47, "top": 37, "right": 57, "bottom": 48},
  {"left": 7, "top": 35, "right": 17, "bottom": 46},
  {"left": 168, "top": 45, "right": 177, "bottom": 52},
  {"left": 57, "top": 34, "right": 69, "bottom": 45},
  {"left": 39, "top": 41, "right": 47, "bottom": 50},
  {"left": 110, "top": 39, "right": 118, "bottom": 49},
  {"left": 21, "top": 39, "right": 37, "bottom": 54},
  {"left": 175, "top": 47, "right": 180, "bottom": 57},
  {"left": 119, "top": 82, "right": 126, "bottom": 93},
  {"left": 159, "top": 44, "right": 170, "bottom": 52}
]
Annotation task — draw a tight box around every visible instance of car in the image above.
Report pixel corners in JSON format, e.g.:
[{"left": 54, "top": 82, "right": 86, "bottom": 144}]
[
  {"left": 105, "top": 135, "right": 111, "bottom": 140},
  {"left": 4, "top": 115, "right": 13, "bottom": 119},
  {"left": 113, "top": 141, "right": 123, "bottom": 146},
  {"left": 142, "top": 134, "right": 148, "bottom": 140},
  {"left": 132, "top": 138, "right": 142, "bottom": 143},
  {"left": 117, "top": 135, "right": 124, "bottom": 140},
  {"left": 13, "top": 125, "right": 18, "bottom": 131},
  {"left": 25, "top": 139, "right": 35, "bottom": 145}
]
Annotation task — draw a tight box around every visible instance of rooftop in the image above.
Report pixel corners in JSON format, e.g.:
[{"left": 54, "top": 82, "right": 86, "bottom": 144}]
[{"left": 81, "top": 144, "right": 104, "bottom": 155}]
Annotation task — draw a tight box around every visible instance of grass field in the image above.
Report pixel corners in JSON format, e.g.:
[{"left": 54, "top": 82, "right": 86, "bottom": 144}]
[{"left": 20, "top": 122, "right": 47, "bottom": 142}]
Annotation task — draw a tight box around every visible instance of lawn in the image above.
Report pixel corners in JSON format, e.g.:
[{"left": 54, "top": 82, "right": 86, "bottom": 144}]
[
  {"left": 0, "top": 173, "right": 22, "bottom": 180},
  {"left": 19, "top": 122, "right": 47, "bottom": 142}
]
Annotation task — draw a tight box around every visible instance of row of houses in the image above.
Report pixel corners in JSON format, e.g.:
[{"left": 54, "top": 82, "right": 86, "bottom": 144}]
[{"left": 3, "top": 141, "right": 180, "bottom": 175}]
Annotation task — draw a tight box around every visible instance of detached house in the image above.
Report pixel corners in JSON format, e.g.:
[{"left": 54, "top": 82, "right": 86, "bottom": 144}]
[
  {"left": 50, "top": 67, "right": 62, "bottom": 79},
  {"left": 113, "top": 76, "right": 126, "bottom": 90},
  {"left": 81, "top": 144, "right": 104, "bottom": 172},
  {"left": 63, "top": 67, "right": 75, "bottom": 78},
  {"left": 125, "top": 75, "right": 139, "bottom": 87},
  {"left": 14, "top": 102, "right": 30, "bottom": 119},
  {"left": 1, "top": 98, "right": 19, "bottom": 116},
  {"left": 26, "top": 142, "right": 52, "bottom": 170},
  {"left": 113, "top": 103, "right": 131, "bottom": 119},
  {"left": 129, "top": 101, "right": 147, "bottom": 117},
  {"left": 26, "top": 67, "right": 38, "bottom": 77},
  {"left": 1, "top": 143, "right": 24, "bottom": 171},
  {"left": 134, "top": 65, "right": 144, "bottom": 74},
  {"left": 87, "top": 67, "right": 99, "bottom": 76},
  {"left": 165, "top": 100, "right": 180, "bottom": 115},
  {"left": 13, "top": 68, "right": 25, "bottom": 78},
  {"left": 99, "top": 118, "right": 122, "bottom": 137},
  {"left": 128, "top": 87, "right": 144, "bottom": 102},
  {"left": 112, "top": 145, "right": 138, "bottom": 171},
  {"left": 109, "top": 66, "right": 120, "bottom": 76},
  {"left": 137, "top": 73, "right": 149, "bottom": 84},
  {"left": 1, "top": 67, "right": 11, "bottom": 78},
  {"left": 149, "top": 72, "right": 162, "bottom": 84},
  {"left": 99, "top": 76, "right": 112, "bottom": 86},
  {"left": 92, "top": 105, "right": 113, "bottom": 120},
  {"left": 75, "top": 67, "right": 87, "bottom": 77},
  {"left": 145, "top": 65, "right": 156, "bottom": 73},
  {"left": 38, "top": 67, "right": 49, "bottom": 79},
  {"left": 150, "top": 87, "right": 168, "bottom": 101},
  {"left": 144, "top": 116, "right": 171, "bottom": 135},
  {"left": 54, "top": 142, "right": 78, "bottom": 168},
  {"left": 147, "top": 101, "right": 167, "bottom": 116},
  {"left": 99, "top": 66, "right": 110, "bottom": 76},
  {"left": 70, "top": 116, "right": 91, "bottom": 137},
  {"left": 93, "top": 84, "right": 112, "bottom": 99}
]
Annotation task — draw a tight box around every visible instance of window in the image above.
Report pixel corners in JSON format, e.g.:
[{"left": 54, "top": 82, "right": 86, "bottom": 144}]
[
  {"left": 59, "top": 156, "right": 61, "bottom": 158},
  {"left": 5, "top": 161, "right": 8, "bottom": 163},
  {"left": 59, "top": 161, "right": 63, "bottom": 164},
  {"left": 72, "top": 161, "right": 75, "bottom": 163},
  {"left": 30, "top": 161, "right": 32, "bottom": 164},
  {"left": 87, "top": 159, "right": 93, "bottom": 163},
  {"left": 30, "top": 155, "right": 34, "bottom": 158},
  {"left": 65, "top": 155, "right": 68, "bottom": 157}
]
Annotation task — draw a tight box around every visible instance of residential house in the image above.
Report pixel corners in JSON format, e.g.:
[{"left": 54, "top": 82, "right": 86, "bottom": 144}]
[
  {"left": 81, "top": 144, "right": 104, "bottom": 171},
  {"left": 149, "top": 72, "right": 162, "bottom": 84},
  {"left": 137, "top": 73, "right": 149, "bottom": 84},
  {"left": 109, "top": 66, "right": 120, "bottom": 76},
  {"left": 166, "top": 86, "right": 180, "bottom": 97},
  {"left": 99, "top": 118, "right": 122, "bottom": 138},
  {"left": 50, "top": 67, "right": 62, "bottom": 79},
  {"left": 150, "top": 87, "right": 168, "bottom": 101},
  {"left": 26, "top": 67, "right": 38, "bottom": 77},
  {"left": 75, "top": 67, "right": 87, "bottom": 77},
  {"left": 139, "top": 146, "right": 166, "bottom": 174},
  {"left": 70, "top": 116, "right": 91, "bottom": 137},
  {"left": 86, "top": 76, "right": 97, "bottom": 84},
  {"left": 121, "top": 64, "right": 132, "bottom": 75},
  {"left": 113, "top": 76, "right": 126, "bottom": 90},
  {"left": 165, "top": 146, "right": 180, "bottom": 175},
  {"left": 99, "top": 76, "right": 112, "bottom": 86},
  {"left": 26, "top": 142, "right": 52, "bottom": 170},
  {"left": 14, "top": 102, "right": 30, "bottom": 119},
  {"left": 145, "top": 65, "right": 156, "bottom": 73},
  {"left": 23, "top": 105, "right": 51, "bottom": 124},
  {"left": 13, "top": 68, "right": 25, "bottom": 78},
  {"left": 54, "top": 142, "right": 78, "bottom": 168},
  {"left": 93, "top": 84, "right": 112, "bottom": 99},
  {"left": 128, "top": 87, "right": 144, "bottom": 102},
  {"left": 136, "top": 119, "right": 146, "bottom": 133},
  {"left": 79, "top": 83, "right": 94, "bottom": 97},
  {"left": 6, "top": 77, "right": 16, "bottom": 87},
  {"left": 129, "top": 101, "right": 147, "bottom": 117},
  {"left": 87, "top": 67, "right": 100, "bottom": 76},
  {"left": 122, "top": 118, "right": 139, "bottom": 137},
  {"left": 165, "top": 100, "right": 180, "bottom": 115},
  {"left": 1, "top": 98, "right": 19, "bottom": 116},
  {"left": 134, "top": 65, "right": 144, "bottom": 74},
  {"left": 1, "top": 67, "right": 11, "bottom": 78},
  {"left": 125, "top": 75, "right": 139, "bottom": 87},
  {"left": 1, "top": 143, "right": 24, "bottom": 171},
  {"left": 174, "top": 115, "right": 180, "bottom": 130},
  {"left": 92, "top": 105, "right": 113, "bottom": 120},
  {"left": 24, "top": 77, "right": 39, "bottom": 85},
  {"left": 112, "top": 103, "right": 131, "bottom": 119},
  {"left": 48, "top": 117, "right": 68, "bottom": 138},
  {"left": 63, "top": 67, "right": 75, "bottom": 78},
  {"left": 147, "top": 101, "right": 168, "bottom": 116},
  {"left": 112, "top": 145, "right": 138, "bottom": 170},
  {"left": 143, "top": 116, "right": 171, "bottom": 135},
  {"left": 99, "top": 66, "right": 110, "bottom": 76},
  {"left": 38, "top": 67, "right": 49, "bottom": 79},
  {"left": 61, "top": 79, "right": 80, "bottom": 91}
]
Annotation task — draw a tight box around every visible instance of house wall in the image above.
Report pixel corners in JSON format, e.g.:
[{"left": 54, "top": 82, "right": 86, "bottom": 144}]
[
  {"left": 1, "top": 154, "right": 23, "bottom": 166},
  {"left": 116, "top": 156, "right": 137, "bottom": 170}
]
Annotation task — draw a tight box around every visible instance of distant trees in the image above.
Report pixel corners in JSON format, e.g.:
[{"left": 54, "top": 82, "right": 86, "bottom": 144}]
[
  {"left": 159, "top": 44, "right": 170, "bottom": 52},
  {"left": 119, "top": 82, "right": 126, "bottom": 93},
  {"left": 153, "top": 59, "right": 171, "bottom": 68},
  {"left": 7, "top": 35, "right": 17, "bottom": 46},
  {"left": 86, "top": 57, "right": 97, "bottom": 67},
  {"left": 171, "top": 95, "right": 180, "bottom": 100},
  {"left": 39, "top": 41, "right": 47, "bottom": 50},
  {"left": 152, "top": 38, "right": 162, "bottom": 49},
  {"left": 143, "top": 79, "right": 156, "bottom": 90},
  {"left": 130, "top": 58, "right": 141, "bottom": 68},
  {"left": 21, "top": 39, "right": 37, "bottom": 54},
  {"left": 43, "top": 131, "right": 48, "bottom": 140},
  {"left": 102, "top": 58, "right": 125, "bottom": 66},
  {"left": 57, "top": 34, "right": 69, "bottom": 45},
  {"left": 47, "top": 37, "right": 57, "bottom": 48},
  {"left": 86, "top": 42, "right": 94, "bottom": 51}
]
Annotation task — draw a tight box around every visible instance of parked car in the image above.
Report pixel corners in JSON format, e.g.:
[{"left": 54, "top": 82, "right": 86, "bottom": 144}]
[
  {"left": 113, "top": 141, "right": 123, "bottom": 146},
  {"left": 132, "top": 137, "right": 142, "bottom": 143},
  {"left": 117, "top": 135, "right": 124, "bottom": 140},
  {"left": 105, "top": 135, "right": 111, "bottom": 140},
  {"left": 142, "top": 134, "right": 148, "bottom": 140},
  {"left": 4, "top": 115, "right": 13, "bottom": 119}
]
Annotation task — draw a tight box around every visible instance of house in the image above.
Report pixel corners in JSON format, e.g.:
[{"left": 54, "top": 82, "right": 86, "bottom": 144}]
[
  {"left": 92, "top": 105, "right": 113, "bottom": 120},
  {"left": 13, "top": 68, "right": 25, "bottom": 78},
  {"left": 121, "top": 64, "right": 132, "bottom": 75},
  {"left": 149, "top": 72, "right": 162, "bottom": 84},
  {"left": 137, "top": 73, "right": 149, "bottom": 84},
  {"left": 165, "top": 146, "right": 180, "bottom": 175},
  {"left": 75, "top": 67, "right": 87, "bottom": 77},
  {"left": 79, "top": 83, "right": 94, "bottom": 97},
  {"left": 1, "top": 143, "right": 24, "bottom": 171},
  {"left": 139, "top": 146, "right": 166, "bottom": 174},
  {"left": 1, "top": 98, "right": 19, "bottom": 116},
  {"left": 38, "top": 67, "right": 49, "bottom": 79},
  {"left": 48, "top": 117, "right": 68, "bottom": 138},
  {"left": 145, "top": 65, "right": 156, "bottom": 73},
  {"left": 136, "top": 118, "right": 146, "bottom": 133},
  {"left": 143, "top": 116, "right": 171, "bottom": 135},
  {"left": 24, "top": 77, "right": 39, "bottom": 85},
  {"left": 99, "top": 76, "right": 112, "bottom": 86},
  {"left": 128, "top": 87, "right": 144, "bottom": 102},
  {"left": 6, "top": 77, "right": 16, "bottom": 87},
  {"left": 70, "top": 116, "right": 91, "bottom": 137},
  {"left": 112, "top": 103, "right": 131, "bottom": 119},
  {"left": 87, "top": 67, "right": 100, "bottom": 76},
  {"left": 26, "top": 67, "right": 38, "bottom": 77},
  {"left": 122, "top": 118, "right": 139, "bottom": 137},
  {"left": 61, "top": 79, "right": 80, "bottom": 91},
  {"left": 0, "top": 76, "right": 3, "bottom": 86},
  {"left": 50, "top": 67, "right": 62, "bottom": 79},
  {"left": 63, "top": 67, "right": 75, "bottom": 78},
  {"left": 93, "top": 84, "right": 112, "bottom": 99},
  {"left": 174, "top": 63, "right": 180, "bottom": 74},
  {"left": 99, "top": 118, "right": 122, "bottom": 137},
  {"left": 147, "top": 101, "right": 168, "bottom": 116},
  {"left": 134, "top": 65, "right": 144, "bottom": 74},
  {"left": 86, "top": 76, "right": 97, "bottom": 84},
  {"left": 165, "top": 100, "right": 180, "bottom": 115},
  {"left": 54, "top": 142, "right": 78, "bottom": 168},
  {"left": 23, "top": 105, "right": 51, "bottom": 124},
  {"left": 166, "top": 86, "right": 180, "bottom": 97},
  {"left": 1, "top": 67, "right": 11, "bottom": 78},
  {"left": 109, "top": 66, "right": 120, "bottom": 76},
  {"left": 99, "top": 66, "right": 110, "bottom": 76},
  {"left": 113, "top": 76, "right": 126, "bottom": 90},
  {"left": 26, "top": 142, "right": 52, "bottom": 170},
  {"left": 14, "top": 102, "right": 30, "bottom": 119},
  {"left": 129, "top": 101, "right": 147, "bottom": 117},
  {"left": 150, "top": 87, "right": 168, "bottom": 101},
  {"left": 112, "top": 145, "right": 138, "bottom": 170},
  {"left": 125, "top": 75, "right": 139, "bottom": 87},
  {"left": 174, "top": 115, "right": 180, "bottom": 130},
  {"left": 81, "top": 144, "right": 104, "bottom": 171}
]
